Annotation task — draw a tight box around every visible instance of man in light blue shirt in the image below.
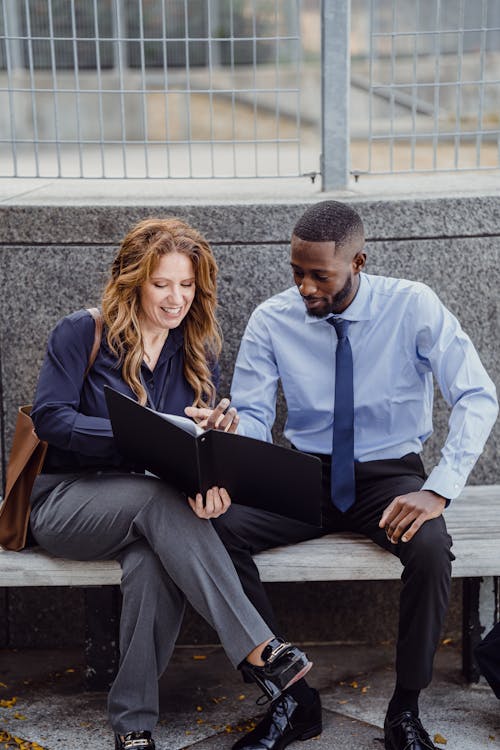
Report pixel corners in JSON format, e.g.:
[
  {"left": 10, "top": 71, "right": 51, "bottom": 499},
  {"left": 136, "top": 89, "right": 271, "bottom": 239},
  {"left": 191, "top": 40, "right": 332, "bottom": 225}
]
[{"left": 187, "top": 200, "right": 498, "bottom": 750}]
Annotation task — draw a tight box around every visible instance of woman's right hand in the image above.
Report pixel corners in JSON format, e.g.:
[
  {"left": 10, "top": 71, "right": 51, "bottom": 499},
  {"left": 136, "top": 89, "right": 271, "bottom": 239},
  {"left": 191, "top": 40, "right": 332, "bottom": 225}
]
[
  {"left": 188, "top": 487, "right": 232, "bottom": 519},
  {"left": 184, "top": 398, "right": 239, "bottom": 433}
]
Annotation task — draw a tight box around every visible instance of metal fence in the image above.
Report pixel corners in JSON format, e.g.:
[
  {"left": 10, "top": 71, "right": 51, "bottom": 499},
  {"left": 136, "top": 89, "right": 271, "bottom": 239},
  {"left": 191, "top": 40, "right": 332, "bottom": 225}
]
[{"left": 0, "top": 0, "right": 499, "bottom": 187}]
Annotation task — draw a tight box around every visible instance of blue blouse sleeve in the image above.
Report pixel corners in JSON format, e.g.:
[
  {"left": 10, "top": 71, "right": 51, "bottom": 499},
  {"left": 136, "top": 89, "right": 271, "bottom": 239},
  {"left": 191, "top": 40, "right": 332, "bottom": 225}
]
[{"left": 31, "top": 312, "right": 116, "bottom": 458}]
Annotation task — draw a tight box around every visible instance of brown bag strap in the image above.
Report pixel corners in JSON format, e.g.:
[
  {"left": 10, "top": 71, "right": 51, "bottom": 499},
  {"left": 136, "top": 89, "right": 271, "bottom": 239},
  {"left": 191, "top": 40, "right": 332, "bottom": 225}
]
[{"left": 84, "top": 307, "right": 103, "bottom": 378}]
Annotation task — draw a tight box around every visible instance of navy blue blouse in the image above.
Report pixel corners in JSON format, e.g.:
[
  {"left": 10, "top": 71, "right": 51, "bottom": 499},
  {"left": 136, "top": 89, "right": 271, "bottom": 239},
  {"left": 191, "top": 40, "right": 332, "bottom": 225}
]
[{"left": 31, "top": 309, "right": 202, "bottom": 473}]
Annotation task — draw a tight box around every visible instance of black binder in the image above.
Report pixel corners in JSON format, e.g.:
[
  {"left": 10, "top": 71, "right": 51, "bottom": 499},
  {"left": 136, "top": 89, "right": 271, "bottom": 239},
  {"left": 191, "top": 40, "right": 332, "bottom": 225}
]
[{"left": 105, "top": 386, "right": 322, "bottom": 525}]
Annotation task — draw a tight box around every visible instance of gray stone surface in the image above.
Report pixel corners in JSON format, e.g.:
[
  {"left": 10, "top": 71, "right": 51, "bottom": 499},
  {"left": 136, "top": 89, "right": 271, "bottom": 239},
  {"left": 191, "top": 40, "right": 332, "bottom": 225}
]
[
  {"left": 0, "top": 642, "right": 499, "bottom": 750},
  {"left": 1, "top": 190, "right": 499, "bottom": 649}
]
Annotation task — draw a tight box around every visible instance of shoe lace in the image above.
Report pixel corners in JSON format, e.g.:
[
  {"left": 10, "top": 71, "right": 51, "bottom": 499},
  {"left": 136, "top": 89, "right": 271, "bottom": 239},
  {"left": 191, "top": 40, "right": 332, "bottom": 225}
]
[{"left": 400, "top": 714, "right": 435, "bottom": 750}]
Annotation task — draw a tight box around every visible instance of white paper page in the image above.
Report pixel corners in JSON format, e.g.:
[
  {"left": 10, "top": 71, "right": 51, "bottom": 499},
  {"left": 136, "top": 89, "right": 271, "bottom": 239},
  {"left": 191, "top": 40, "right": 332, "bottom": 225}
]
[{"left": 158, "top": 412, "right": 204, "bottom": 437}]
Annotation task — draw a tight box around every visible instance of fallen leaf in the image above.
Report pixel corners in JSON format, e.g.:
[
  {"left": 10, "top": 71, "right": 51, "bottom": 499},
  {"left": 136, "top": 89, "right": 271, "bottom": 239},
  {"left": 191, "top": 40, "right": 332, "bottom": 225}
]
[
  {"left": 193, "top": 655, "right": 207, "bottom": 660},
  {"left": 196, "top": 706, "right": 203, "bottom": 712},
  {"left": 441, "top": 638, "right": 453, "bottom": 645},
  {"left": 13, "top": 713, "right": 27, "bottom": 720},
  {"left": 0, "top": 698, "right": 17, "bottom": 708},
  {"left": 349, "top": 681, "right": 358, "bottom": 688},
  {"left": 433, "top": 732, "right": 447, "bottom": 745},
  {"left": 237, "top": 695, "right": 246, "bottom": 701}
]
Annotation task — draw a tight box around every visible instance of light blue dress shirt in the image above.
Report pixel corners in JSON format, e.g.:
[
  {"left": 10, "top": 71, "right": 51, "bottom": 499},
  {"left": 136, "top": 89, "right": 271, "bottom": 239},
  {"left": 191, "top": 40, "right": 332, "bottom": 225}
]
[{"left": 230, "top": 273, "right": 498, "bottom": 501}]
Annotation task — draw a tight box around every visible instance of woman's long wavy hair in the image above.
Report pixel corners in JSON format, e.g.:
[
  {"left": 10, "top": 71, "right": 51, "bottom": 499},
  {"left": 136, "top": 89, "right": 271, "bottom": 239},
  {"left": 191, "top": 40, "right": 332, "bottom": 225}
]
[{"left": 102, "top": 217, "right": 222, "bottom": 408}]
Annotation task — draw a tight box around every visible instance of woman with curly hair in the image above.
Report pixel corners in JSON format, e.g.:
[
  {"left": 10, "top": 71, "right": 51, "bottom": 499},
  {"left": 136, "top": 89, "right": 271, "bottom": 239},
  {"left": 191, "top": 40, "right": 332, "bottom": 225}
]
[{"left": 28, "top": 217, "right": 312, "bottom": 750}]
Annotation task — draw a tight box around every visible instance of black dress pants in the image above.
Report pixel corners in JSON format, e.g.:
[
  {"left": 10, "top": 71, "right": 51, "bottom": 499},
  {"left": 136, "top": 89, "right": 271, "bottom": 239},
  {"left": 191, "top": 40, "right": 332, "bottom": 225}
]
[{"left": 213, "top": 453, "right": 454, "bottom": 690}]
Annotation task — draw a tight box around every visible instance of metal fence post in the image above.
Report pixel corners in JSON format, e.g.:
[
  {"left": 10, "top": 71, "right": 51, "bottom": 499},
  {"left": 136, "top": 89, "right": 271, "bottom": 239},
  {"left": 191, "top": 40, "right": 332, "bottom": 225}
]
[
  {"left": 321, "top": 0, "right": 351, "bottom": 191},
  {"left": 4, "top": 0, "right": 22, "bottom": 70}
]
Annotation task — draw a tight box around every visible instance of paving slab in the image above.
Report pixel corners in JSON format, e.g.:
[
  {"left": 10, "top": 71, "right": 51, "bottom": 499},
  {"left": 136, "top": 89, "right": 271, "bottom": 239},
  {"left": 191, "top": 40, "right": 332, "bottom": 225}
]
[{"left": 1, "top": 642, "right": 499, "bottom": 750}]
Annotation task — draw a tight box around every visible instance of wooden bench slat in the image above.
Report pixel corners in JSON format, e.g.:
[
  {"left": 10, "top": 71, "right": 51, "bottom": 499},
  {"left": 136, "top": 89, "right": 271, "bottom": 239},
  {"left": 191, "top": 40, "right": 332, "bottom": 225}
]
[{"left": 1, "top": 484, "right": 499, "bottom": 586}]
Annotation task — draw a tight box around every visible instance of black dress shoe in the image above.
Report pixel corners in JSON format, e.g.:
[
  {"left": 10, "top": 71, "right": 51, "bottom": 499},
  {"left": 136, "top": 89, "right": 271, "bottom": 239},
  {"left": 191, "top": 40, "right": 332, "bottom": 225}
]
[
  {"left": 239, "top": 638, "right": 312, "bottom": 702},
  {"left": 115, "top": 730, "right": 156, "bottom": 749},
  {"left": 232, "top": 689, "right": 322, "bottom": 750},
  {"left": 384, "top": 712, "right": 436, "bottom": 750}
]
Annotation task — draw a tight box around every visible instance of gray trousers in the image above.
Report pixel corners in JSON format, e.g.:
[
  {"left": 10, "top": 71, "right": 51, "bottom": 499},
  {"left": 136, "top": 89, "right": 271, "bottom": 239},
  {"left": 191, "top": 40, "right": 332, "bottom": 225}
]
[{"left": 30, "top": 472, "right": 273, "bottom": 734}]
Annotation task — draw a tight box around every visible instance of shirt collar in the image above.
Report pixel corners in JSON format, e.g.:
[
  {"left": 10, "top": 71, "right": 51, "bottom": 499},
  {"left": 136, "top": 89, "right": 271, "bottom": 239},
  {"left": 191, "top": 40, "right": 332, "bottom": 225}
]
[{"left": 302, "top": 272, "right": 373, "bottom": 326}]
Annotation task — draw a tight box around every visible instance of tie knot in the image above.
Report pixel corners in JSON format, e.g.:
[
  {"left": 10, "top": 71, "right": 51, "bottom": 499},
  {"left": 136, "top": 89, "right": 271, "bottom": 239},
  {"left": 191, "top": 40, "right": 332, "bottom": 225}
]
[{"left": 329, "top": 317, "right": 349, "bottom": 339}]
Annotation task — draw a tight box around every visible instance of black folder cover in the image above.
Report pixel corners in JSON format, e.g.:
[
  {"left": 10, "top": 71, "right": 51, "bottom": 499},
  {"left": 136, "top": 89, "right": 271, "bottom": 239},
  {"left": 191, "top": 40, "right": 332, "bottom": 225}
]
[{"left": 105, "top": 386, "right": 322, "bottom": 525}]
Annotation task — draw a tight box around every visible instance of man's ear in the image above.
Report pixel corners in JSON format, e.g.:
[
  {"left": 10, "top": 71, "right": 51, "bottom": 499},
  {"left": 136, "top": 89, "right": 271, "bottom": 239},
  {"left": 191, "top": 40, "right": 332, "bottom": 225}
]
[{"left": 353, "top": 252, "right": 367, "bottom": 273}]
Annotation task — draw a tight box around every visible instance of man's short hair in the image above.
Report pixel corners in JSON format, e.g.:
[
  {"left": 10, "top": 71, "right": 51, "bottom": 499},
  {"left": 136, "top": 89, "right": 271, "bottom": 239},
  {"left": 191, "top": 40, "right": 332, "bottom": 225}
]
[{"left": 293, "top": 201, "right": 364, "bottom": 249}]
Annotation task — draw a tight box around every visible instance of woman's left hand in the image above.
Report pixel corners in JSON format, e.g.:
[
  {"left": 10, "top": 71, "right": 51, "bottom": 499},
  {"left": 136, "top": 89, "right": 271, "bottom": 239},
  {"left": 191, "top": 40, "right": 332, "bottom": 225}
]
[{"left": 188, "top": 486, "right": 232, "bottom": 519}]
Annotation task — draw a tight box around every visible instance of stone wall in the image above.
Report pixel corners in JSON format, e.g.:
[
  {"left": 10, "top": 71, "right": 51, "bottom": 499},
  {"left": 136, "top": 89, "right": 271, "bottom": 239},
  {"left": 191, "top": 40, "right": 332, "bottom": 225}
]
[{"left": 0, "top": 192, "right": 499, "bottom": 647}]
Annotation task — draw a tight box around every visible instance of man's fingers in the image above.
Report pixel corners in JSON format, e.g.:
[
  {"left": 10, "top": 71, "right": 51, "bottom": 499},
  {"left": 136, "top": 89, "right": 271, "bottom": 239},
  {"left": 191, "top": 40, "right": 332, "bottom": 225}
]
[
  {"left": 401, "top": 516, "right": 425, "bottom": 543},
  {"left": 387, "top": 510, "right": 419, "bottom": 544},
  {"left": 379, "top": 498, "right": 399, "bottom": 528}
]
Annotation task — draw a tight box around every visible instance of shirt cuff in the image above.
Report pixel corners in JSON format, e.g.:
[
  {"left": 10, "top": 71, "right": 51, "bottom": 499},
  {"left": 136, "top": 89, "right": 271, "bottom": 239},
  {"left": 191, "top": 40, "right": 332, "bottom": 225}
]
[{"left": 422, "top": 464, "right": 467, "bottom": 503}]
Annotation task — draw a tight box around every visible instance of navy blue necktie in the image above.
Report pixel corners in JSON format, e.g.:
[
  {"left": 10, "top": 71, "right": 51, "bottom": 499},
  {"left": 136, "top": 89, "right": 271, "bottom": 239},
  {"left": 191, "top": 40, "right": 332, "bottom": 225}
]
[{"left": 328, "top": 318, "right": 355, "bottom": 512}]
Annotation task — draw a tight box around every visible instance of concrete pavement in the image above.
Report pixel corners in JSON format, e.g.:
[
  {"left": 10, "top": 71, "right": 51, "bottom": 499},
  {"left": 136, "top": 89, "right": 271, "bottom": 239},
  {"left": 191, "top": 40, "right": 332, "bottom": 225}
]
[{"left": 1, "top": 641, "right": 499, "bottom": 750}]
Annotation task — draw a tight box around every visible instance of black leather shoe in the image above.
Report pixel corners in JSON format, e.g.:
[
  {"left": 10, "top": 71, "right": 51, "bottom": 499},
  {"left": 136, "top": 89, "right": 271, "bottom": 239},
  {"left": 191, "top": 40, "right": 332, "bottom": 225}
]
[
  {"left": 239, "top": 639, "right": 312, "bottom": 702},
  {"left": 115, "top": 730, "right": 156, "bottom": 750},
  {"left": 232, "top": 689, "right": 322, "bottom": 750},
  {"left": 384, "top": 712, "right": 436, "bottom": 750}
]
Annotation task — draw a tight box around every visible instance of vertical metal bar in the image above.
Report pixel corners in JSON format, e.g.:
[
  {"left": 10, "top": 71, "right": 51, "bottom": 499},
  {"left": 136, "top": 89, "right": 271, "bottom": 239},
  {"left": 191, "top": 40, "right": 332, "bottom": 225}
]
[
  {"left": 161, "top": 0, "right": 171, "bottom": 178},
  {"left": 207, "top": 0, "right": 216, "bottom": 177},
  {"left": 476, "top": 0, "right": 488, "bottom": 168},
  {"left": 138, "top": 0, "right": 149, "bottom": 177},
  {"left": 367, "top": 0, "right": 374, "bottom": 173},
  {"left": 453, "top": 0, "right": 465, "bottom": 169},
  {"left": 3, "top": 0, "right": 22, "bottom": 175},
  {"left": 183, "top": 0, "right": 193, "bottom": 177},
  {"left": 388, "top": 0, "right": 397, "bottom": 172},
  {"left": 252, "top": 0, "right": 258, "bottom": 175},
  {"left": 229, "top": 0, "right": 237, "bottom": 176},
  {"left": 4, "top": 0, "right": 22, "bottom": 68},
  {"left": 70, "top": 0, "right": 83, "bottom": 177},
  {"left": 432, "top": 0, "right": 442, "bottom": 170},
  {"left": 295, "top": 0, "right": 302, "bottom": 177},
  {"left": 24, "top": 0, "right": 40, "bottom": 176},
  {"left": 92, "top": 0, "right": 106, "bottom": 178},
  {"left": 321, "top": 0, "right": 350, "bottom": 191},
  {"left": 112, "top": 0, "right": 128, "bottom": 177},
  {"left": 275, "top": 0, "right": 281, "bottom": 175},
  {"left": 47, "top": 0, "right": 62, "bottom": 176},
  {"left": 410, "top": 0, "right": 420, "bottom": 171},
  {"left": 208, "top": 0, "right": 220, "bottom": 67}
]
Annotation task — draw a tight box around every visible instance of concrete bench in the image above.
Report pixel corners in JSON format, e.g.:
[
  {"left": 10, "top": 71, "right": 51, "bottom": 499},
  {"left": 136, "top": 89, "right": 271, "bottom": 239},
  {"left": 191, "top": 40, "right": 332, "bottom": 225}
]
[{"left": 2, "top": 484, "right": 499, "bottom": 688}]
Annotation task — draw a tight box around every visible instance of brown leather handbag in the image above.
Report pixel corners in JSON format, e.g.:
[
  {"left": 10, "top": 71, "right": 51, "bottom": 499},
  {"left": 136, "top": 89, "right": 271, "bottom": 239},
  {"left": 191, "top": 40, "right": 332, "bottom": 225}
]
[{"left": 0, "top": 308, "right": 103, "bottom": 551}]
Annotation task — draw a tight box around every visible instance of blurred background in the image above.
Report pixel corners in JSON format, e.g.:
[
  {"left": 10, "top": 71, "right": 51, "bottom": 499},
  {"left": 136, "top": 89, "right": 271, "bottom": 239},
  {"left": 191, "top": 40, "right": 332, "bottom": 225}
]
[{"left": 0, "top": 0, "right": 499, "bottom": 185}]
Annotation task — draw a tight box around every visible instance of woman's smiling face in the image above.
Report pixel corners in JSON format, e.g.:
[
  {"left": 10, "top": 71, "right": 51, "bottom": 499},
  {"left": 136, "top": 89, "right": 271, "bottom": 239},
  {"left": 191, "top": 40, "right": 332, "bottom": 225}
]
[{"left": 139, "top": 252, "right": 196, "bottom": 332}]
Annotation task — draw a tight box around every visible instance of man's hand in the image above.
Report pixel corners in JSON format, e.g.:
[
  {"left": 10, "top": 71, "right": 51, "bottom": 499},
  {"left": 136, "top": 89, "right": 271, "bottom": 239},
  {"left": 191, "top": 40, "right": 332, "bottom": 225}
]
[
  {"left": 184, "top": 397, "right": 239, "bottom": 433},
  {"left": 379, "top": 489, "right": 446, "bottom": 544},
  {"left": 188, "top": 487, "right": 231, "bottom": 519}
]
